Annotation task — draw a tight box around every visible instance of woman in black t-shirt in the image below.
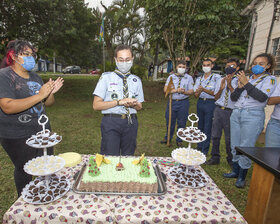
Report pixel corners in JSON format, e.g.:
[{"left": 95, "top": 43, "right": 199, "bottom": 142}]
[{"left": 0, "top": 40, "right": 64, "bottom": 196}]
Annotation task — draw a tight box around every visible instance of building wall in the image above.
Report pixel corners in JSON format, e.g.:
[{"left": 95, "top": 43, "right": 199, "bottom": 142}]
[{"left": 250, "top": 0, "right": 280, "bottom": 63}]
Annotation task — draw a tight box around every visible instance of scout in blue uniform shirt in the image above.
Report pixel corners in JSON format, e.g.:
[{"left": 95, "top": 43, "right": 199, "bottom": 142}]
[
  {"left": 194, "top": 58, "right": 221, "bottom": 155},
  {"left": 265, "top": 81, "right": 280, "bottom": 147},
  {"left": 206, "top": 58, "right": 239, "bottom": 166},
  {"left": 93, "top": 44, "right": 144, "bottom": 156},
  {"left": 161, "top": 60, "right": 194, "bottom": 146},
  {"left": 224, "top": 53, "right": 277, "bottom": 188}
]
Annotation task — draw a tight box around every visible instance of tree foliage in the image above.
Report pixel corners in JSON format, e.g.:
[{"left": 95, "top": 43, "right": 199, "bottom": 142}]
[
  {"left": 144, "top": 0, "right": 251, "bottom": 74},
  {"left": 0, "top": 0, "right": 99, "bottom": 68},
  {"left": 94, "top": 0, "right": 147, "bottom": 65}
]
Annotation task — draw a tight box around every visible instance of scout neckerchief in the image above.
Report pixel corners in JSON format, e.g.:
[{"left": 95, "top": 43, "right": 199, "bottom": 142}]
[
  {"left": 224, "top": 76, "right": 236, "bottom": 107},
  {"left": 175, "top": 73, "right": 184, "bottom": 89},
  {"left": 199, "top": 73, "right": 213, "bottom": 88},
  {"left": 246, "top": 73, "right": 269, "bottom": 98},
  {"left": 114, "top": 69, "right": 132, "bottom": 124}
]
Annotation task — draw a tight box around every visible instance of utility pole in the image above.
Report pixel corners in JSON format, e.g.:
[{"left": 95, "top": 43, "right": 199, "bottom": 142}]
[{"left": 53, "top": 52, "right": 56, "bottom": 73}]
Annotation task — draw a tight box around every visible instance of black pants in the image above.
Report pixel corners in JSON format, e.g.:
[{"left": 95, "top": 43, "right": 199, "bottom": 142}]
[
  {"left": 210, "top": 106, "right": 233, "bottom": 164},
  {"left": 0, "top": 138, "right": 53, "bottom": 197},
  {"left": 100, "top": 116, "right": 138, "bottom": 156}
]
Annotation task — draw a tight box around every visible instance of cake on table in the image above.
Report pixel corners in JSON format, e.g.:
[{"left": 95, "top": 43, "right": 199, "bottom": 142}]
[{"left": 77, "top": 154, "right": 158, "bottom": 193}]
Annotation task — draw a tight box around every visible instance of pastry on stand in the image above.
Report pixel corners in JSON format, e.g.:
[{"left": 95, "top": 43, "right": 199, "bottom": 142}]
[
  {"left": 22, "top": 114, "right": 70, "bottom": 204},
  {"left": 167, "top": 113, "right": 209, "bottom": 188}
]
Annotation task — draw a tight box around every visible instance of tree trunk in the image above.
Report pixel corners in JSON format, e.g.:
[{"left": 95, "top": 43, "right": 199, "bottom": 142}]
[{"left": 153, "top": 41, "right": 159, "bottom": 80}]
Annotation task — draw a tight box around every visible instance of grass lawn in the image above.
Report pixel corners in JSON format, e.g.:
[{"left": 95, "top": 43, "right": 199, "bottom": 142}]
[{"left": 0, "top": 75, "right": 251, "bottom": 221}]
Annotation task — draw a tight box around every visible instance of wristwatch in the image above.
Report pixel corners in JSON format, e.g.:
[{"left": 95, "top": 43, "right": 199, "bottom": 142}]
[{"left": 117, "top": 100, "right": 120, "bottom": 106}]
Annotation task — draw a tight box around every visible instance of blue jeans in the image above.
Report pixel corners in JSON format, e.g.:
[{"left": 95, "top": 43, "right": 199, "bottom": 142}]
[
  {"left": 230, "top": 107, "right": 265, "bottom": 169},
  {"left": 165, "top": 99, "right": 189, "bottom": 143},
  {"left": 197, "top": 99, "right": 216, "bottom": 155},
  {"left": 265, "top": 118, "right": 280, "bottom": 147}
]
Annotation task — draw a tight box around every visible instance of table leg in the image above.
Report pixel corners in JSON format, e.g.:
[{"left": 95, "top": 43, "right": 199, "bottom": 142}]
[{"left": 244, "top": 163, "right": 280, "bottom": 224}]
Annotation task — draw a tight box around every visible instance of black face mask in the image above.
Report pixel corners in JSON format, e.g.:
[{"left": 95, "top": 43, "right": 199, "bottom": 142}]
[{"left": 225, "top": 66, "right": 236, "bottom": 75}]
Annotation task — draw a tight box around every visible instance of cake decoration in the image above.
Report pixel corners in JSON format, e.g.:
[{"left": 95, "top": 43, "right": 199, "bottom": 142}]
[
  {"left": 116, "top": 162, "right": 125, "bottom": 171},
  {"left": 132, "top": 153, "right": 145, "bottom": 165},
  {"left": 88, "top": 156, "right": 100, "bottom": 177},
  {"left": 95, "top": 153, "right": 111, "bottom": 167},
  {"left": 139, "top": 158, "right": 151, "bottom": 177}
]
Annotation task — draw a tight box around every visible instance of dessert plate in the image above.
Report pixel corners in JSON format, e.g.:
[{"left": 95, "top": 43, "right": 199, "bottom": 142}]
[
  {"left": 167, "top": 164, "right": 208, "bottom": 188},
  {"left": 24, "top": 155, "right": 65, "bottom": 176},
  {"left": 26, "top": 129, "right": 62, "bottom": 148},
  {"left": 171, "top": 147, "right": 206, "bottom": 166},
  {"left": 21, "top": 175, "right": 70, "bottom": 204}
]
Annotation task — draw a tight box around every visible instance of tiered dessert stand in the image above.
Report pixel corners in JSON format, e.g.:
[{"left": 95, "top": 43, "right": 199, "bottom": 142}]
[
  {"left": 167, "top": 113, "right": 209, "bottom": 188},
  {"left": 21, "top": 114, "right": 70, "bottom": 204}
]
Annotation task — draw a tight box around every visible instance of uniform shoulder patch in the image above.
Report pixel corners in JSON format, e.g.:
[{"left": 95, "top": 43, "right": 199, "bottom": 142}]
[{"left": 133, "top": 78, "right": 137, "bottom": 82}]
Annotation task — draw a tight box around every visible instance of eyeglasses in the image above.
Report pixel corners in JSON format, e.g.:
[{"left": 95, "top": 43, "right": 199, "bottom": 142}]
[{"left": 19, "top": 51, "right": 37, "bottom": 59}]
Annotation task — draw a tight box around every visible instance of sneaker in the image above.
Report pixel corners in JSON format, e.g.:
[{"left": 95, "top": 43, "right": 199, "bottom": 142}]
[
  {"left": 176, "top": 142, "right": 183, "bottom": 147},
  {"left": 160, "top": 140, "right": 167, "bottom": 144},
  {"left": 205, "top": 158, "right": 220, "bottom": 165}
]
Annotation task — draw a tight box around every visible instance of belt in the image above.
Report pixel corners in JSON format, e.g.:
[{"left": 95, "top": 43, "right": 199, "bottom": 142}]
[
  {"left": 104, "top": 114, "right": 137, "bottom": 119},
  {"left": 199, "top": 98, "right": 215, "bottom": 101},
  {"left": 172, "top": 98, "right": 188, "bottom": 101},
  {"left": 217, "top": 105, "right": 232, "bottom": 111}
]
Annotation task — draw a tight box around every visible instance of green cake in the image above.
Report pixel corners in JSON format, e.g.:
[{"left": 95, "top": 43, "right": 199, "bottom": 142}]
[{"left": 78, "top": 156, "right": 158, "bottom": 193}]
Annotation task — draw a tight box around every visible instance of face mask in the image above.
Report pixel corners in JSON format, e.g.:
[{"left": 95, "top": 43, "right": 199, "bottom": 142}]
[
  {"left": 202, "top": 66, "right": 211, "bottom": 73},
  {"left": 177, "top": 68, "right": 185, "bottom": 74},
  {"left": 225, "top": 66, "right": 236, "bottom": 75},
  {"left": 252, "top": 64, "right": 265, "bottom": 75},
  {"left": 116, "top": 60, "right": 133, "bottom": 74},
  {"left": 17, "top": 56, "right": 36, "bottom": 71}
]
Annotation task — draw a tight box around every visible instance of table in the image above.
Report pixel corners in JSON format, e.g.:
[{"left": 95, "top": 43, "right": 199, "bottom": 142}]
[
  {"left": 236, "top": 147, "right": 280, "bottom": 224},
  {"left": 3, "top": 155, "right": 247, "bottom": 224}
]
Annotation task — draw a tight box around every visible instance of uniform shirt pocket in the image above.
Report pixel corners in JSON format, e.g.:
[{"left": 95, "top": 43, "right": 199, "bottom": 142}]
[{"left": 129, "top": 82, "right": 139, "bottom": 99}]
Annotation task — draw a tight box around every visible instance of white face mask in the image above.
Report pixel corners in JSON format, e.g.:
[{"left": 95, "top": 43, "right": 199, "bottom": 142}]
[
  {"left": 115, "top": 60, "right": 133, "bottom": 74},
  {"left": 202, "top": 66, "right": 211, "bottom": 73},
  {"left": 177, "top": 67, "right": 185, "bottom": 74}
]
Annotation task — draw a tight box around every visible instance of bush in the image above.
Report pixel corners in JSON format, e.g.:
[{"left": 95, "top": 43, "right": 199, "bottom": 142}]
[
  {"left": 98, "top": 61, "right": 115, "bottom": 74},
  {"left": 131, "top": 64, "right": 147, "bottom": 80}
]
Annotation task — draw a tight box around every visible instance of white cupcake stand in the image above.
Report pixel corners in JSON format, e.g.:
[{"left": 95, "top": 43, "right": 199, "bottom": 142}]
[
  {"left": 22, "top": 114, "right": 70, "bottom": 204},
  {"left": 168, "top": 113, "right": 209, "bottom": 188}
]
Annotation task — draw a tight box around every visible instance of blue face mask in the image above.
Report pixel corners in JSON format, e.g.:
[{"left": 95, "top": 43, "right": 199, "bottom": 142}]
[
  {"left": 18, "top": 56, "right": 36, "bottom": 71},
  {"left": 251, "top": 64, "right": 265, "bottom": 75}
]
